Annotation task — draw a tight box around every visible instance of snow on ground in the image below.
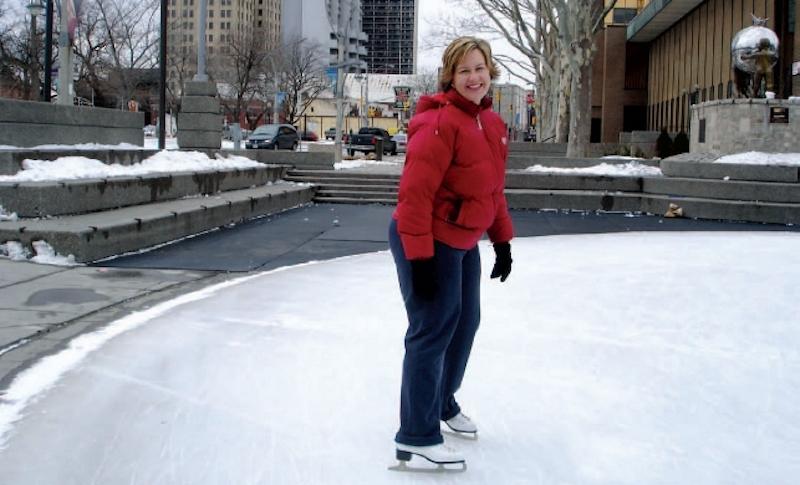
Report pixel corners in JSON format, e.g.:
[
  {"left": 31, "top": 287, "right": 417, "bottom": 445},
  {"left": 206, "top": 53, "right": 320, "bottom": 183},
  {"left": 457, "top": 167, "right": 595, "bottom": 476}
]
[
  {"left": 0, "top": 151, "right": 262, "bottom": 182},
  {"left": 526, "top": 161, "right": 663, "bottom": 177},
  {"left": 0, "top": 241, "right": 78, "bottom": 266},
  {"left": 0, "top": 205, "right": 17, "bottom": 221},
  {"left": 601, "top": 155, "right": 646, "bottom": 160},
  {"left": 0, "top": 232, "right": 798, "bottom": 484},
  {"left": 714, "top": 151, "right": 800, "bottom": 166},
  {"left": 143, "top": 137, "right": 179, "bottom": 150}
]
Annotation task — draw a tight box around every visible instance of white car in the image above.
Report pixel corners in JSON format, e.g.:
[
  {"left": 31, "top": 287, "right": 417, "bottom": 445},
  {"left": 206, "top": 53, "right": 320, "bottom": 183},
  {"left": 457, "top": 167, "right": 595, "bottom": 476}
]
[
  {"left": 392, "top": 133, "right": 407, "bottom": 153},
  {"left": 143, "top": 125, "right": 156, "bottom": 137}
]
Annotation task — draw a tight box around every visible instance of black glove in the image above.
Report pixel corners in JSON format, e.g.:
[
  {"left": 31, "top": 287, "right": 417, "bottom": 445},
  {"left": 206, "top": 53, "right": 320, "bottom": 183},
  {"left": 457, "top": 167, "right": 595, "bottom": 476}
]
[
  {"left": 490, "top": 242, "right": 512, "bottom": 282},
  {"left": 410, "top": 258, "right": 436, "bottom": 300}
]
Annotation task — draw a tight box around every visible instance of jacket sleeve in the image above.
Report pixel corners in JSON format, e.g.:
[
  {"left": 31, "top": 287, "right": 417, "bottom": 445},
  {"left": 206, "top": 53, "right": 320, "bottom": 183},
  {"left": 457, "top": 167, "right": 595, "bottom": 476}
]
[
  {"left": 395, "top": 115, "right": 455, "bottom": 260},
  {"left": 487, "top": 128, "right": 514, "bottom": 244}
]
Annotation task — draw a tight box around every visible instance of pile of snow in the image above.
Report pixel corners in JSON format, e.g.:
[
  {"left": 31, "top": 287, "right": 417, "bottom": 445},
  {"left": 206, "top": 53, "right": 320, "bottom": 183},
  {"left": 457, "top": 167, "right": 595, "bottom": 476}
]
[
  {"left": 714, "top": 151, "right": 800, "bottom": 166},
  {"left": 0, "top": 151, "right": 262, "bottom": 182},
  {"left": 334, "top": 159, "right": 401, "bottom": 170},
  {"left": 601, "top": 155, "right": 645, "bottom": 160},
  {"left": 0, "top": 240, "right": 78, "bottom": 266},
  {"left": 526, "top": 161, "right": 663, "bottom": 177},
  {"left": 0, "top": 205, "right": 18, "bottom": 221}
]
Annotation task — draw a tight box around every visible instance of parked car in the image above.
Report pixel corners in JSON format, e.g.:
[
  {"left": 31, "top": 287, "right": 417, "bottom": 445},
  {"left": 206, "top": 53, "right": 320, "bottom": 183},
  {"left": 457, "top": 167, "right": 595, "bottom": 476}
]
[
  {"left": 245, "top": 124, "right": 300, "bottom": 150},
  {"left": 143, "top": 125, "right": 156, "bottom": 137},
  {"left": 299, "top": 130, "right": 319, "bottom": 141},
  {"left": 345, "top": 127, "right": 397, "bottom": 156},
  {"left": 324, "top": 127, "right": 337, "bottom": 140},
  {"left": 391, "top": 133, "right": 407, "bottom": 153}
]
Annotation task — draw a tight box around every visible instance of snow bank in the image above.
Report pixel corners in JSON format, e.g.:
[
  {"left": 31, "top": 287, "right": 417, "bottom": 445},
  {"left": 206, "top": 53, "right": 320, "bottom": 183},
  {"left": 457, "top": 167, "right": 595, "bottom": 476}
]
[
  {"left": 525, "top": 161, "right": 663, "bottom": 177},
  {"left": 0, "top": 240, "right": 77, "bottom": 266},
  {"left": 714, "top": 151, "right": 800, "bottom": 166},
  {"left": 0, "top": 205, "right": 18, "bottom": 221},
  {"left": 0, "top": 151, "right": 262, "bottom": 182}
]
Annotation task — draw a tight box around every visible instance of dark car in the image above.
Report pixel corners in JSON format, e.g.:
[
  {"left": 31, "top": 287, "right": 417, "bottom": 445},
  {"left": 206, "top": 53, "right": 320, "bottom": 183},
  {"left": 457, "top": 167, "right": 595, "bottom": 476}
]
[
  {"left": 299, "top": 130, "right": 319, "bottom": 142},
  {"left": 245, "top": 124, "right": 299, "bottom": 150},
  {"left": 324, "top": 127, "right": 337, "bottom": 140}
]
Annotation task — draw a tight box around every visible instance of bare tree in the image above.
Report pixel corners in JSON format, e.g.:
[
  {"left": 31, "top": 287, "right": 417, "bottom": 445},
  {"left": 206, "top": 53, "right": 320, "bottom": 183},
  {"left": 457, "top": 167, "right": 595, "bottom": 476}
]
[
  {"left": 274, "top": 37, "right": 328, "bottom": 127},
  {"left": 0, "top": 2, "right": 44, "bottom": 100},
  {"left": 94, "top": 0, "right": 160, "bottom": 109},
  {"left": 432, "top": 0, "right": 618, "bottom": 156},
  {"left": 210, "top": 29, "right": 270, "bottom": 128}
]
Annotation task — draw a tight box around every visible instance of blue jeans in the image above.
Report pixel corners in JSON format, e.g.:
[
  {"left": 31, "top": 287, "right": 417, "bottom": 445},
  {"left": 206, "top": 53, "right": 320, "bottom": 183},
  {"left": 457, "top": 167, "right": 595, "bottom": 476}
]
[{"left": 389, "top": 219, "right": 481, "bottom": 446}]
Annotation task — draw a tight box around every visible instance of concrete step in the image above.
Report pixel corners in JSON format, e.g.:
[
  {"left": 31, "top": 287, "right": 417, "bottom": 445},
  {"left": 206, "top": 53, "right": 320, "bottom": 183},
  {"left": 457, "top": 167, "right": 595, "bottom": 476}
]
[
  {"left": 505, "top": 188, "right": 800, "bottom": 225},
  {"left": 506, "top": 155, "right": 659, "bottom": 170},
  {"left": 314, "top": 183, "right": 398, "bottom": 193},
  {"left": 287, "top": 169, "right": 400, "bottom": 181},
  {"left": 661, "top": 158, "right": 800, "bottom": 183},
  {"left": 0, "top": 183, "right": 315, "bottom": 262},
  {"left": 643, "top": 177, "right": 800, "bottom": 204},
  {"left": 508, "top": 142, "right": 568, "bottom": 156},
  {"left": 0, "top": 165, "right": 287, "bottom": 217},
  {"left": 285, "top": 175, "right": 400, "bottom": 186},
  {"left": 505, "top": 189, "right": 643, "bottom": 212},
  {"left": 505, "top": 171, "right": 643, "bottom": 192},
  {"left": 316, "top": 189, "right": 398, "bottom": 199},
  {"left": 314, "top": 195, "right": 397, "bottom": 205}
]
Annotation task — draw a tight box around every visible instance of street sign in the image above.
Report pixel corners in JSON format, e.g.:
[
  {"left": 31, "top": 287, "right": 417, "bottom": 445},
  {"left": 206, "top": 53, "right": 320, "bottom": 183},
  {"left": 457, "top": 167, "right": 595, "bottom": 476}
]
[
  {"left": 325, "top": 67, "right": 337, "bottom": 89},
  {"left": 276, "top": 91, "right": 287, "bottom": 104},
  {"left": 394, "top": 86, "right": 412, "bottom": 109}
]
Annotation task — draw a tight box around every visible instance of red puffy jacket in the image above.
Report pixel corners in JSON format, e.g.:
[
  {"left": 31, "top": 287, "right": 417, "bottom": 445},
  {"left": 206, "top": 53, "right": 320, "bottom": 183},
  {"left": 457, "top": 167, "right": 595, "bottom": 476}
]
[{"left": 393, "top": 89, "right": 514, "bottom": 260}]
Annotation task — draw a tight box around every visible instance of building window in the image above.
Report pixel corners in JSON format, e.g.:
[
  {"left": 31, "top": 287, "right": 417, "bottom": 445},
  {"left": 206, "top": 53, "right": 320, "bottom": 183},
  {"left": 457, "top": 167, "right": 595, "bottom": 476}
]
[
  {"left": 727, "top": 81, "right": 734, "bottom": 98},
  {"left": 718, "top": 83, "right": 723, "bottom": 100},
  {"left": 209, "top": 21, "right": 213, "bottom": 29},
  {"left": 612, "top": 8, "right": 638, "bottom": 24},
  {"left": 209, "top": 10, "right": 213, "bottom": 17}
]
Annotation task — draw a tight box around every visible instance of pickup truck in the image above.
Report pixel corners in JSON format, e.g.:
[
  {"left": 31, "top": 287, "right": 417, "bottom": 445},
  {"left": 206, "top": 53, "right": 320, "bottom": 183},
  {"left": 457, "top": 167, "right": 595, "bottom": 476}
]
[{"left": 344, "top": 127, "right": 397, "bottom": 156}]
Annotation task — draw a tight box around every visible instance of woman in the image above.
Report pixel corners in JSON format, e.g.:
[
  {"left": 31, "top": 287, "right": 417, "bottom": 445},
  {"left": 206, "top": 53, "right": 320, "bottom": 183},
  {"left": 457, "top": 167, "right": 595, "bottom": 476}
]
[{"left": 389, "top": 36, "right": 514, "bottom": 467}]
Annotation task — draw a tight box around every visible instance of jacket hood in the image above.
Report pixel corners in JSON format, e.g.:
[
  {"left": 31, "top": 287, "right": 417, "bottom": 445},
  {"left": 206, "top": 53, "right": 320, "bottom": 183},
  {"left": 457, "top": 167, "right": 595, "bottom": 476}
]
[{"left": 415, "top": 90, "right": 493, "bottom": 117}]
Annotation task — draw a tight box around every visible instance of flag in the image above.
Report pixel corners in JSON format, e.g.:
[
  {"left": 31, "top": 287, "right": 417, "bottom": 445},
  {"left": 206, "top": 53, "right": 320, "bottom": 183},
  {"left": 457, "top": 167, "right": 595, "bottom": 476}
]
[{"left": 59, "top": 0, "right": 82, "bottom": 42}]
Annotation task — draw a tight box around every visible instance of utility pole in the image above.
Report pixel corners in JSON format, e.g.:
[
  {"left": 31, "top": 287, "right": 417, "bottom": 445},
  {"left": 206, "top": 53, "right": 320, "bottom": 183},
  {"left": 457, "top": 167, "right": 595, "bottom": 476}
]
[
  {"left": 42, "top": 0, "right": 54, "bottom": 102},
  {"left": 158, "top": 0, "right": 168, "bottom": 149},
  {"left": 57, "top": 0, "right": 72, "bottom": 105}
]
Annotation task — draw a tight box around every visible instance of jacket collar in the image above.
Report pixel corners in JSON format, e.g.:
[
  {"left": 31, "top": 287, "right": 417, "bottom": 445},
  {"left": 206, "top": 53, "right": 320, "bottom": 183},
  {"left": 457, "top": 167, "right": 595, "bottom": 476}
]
[{"left": 444, "top": 89, "right": 492, "bottom": 116}]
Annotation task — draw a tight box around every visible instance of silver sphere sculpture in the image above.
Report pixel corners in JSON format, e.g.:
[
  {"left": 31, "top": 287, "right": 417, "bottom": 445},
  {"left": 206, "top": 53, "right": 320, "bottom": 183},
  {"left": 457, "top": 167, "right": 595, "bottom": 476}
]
[{"left": 731, "top": 16, "right": 779, "bottom": 98}]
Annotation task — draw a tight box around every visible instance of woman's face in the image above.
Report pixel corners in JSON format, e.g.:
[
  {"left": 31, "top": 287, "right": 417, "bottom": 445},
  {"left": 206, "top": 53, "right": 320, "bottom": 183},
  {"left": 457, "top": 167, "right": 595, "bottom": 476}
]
[{"left": 452, "top": 48, "right": 491, "bottom": 105}]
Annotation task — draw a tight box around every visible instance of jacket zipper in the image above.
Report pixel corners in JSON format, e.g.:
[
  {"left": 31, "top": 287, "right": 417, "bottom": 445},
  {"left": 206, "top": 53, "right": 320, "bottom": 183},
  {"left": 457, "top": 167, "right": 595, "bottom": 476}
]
[{"left": 476, "top": 115, "right": 483, "bottom": 130}]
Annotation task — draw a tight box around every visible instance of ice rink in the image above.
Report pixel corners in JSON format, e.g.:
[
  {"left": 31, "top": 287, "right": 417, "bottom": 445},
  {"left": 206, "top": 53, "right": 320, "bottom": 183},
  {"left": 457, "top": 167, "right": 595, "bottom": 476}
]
[{"left": 1, "top": 232, "right": 799, "bottom": 484}]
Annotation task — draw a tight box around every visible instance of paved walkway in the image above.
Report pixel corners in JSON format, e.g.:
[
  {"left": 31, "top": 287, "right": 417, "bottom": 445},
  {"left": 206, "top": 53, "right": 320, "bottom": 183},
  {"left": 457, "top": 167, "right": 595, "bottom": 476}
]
[{"left": 1, "top": 203, "right": 798, "bottom": 389}]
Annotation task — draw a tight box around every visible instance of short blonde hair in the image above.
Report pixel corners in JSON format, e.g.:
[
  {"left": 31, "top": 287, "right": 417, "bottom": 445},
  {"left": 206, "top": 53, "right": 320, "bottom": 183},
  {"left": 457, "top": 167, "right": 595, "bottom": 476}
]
[{"left": 439, "top": 37, "right": 500, "bottom": 93}]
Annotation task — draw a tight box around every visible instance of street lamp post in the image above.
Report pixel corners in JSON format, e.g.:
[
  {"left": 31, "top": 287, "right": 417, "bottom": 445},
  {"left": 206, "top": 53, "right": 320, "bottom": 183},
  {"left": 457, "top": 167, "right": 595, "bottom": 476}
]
[
  {"left": 42, "top": 0, "right": 54, "bottom": 102},
  {"left": 26, "top": 0, "right": 45, "bottom": 102}
]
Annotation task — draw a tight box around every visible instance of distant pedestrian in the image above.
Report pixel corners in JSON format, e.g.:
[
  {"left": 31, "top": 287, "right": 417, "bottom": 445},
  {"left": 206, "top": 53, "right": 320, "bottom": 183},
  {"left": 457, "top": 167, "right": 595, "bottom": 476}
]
[{"left": 388, "top": 36, "right": 514, "bottom": 470}]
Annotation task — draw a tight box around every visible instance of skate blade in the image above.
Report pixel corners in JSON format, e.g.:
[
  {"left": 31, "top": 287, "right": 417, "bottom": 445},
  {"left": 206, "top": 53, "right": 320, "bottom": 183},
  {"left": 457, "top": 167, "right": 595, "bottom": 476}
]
[
  {"left": 388, "top": 460, "right": 467, "bottom": 473},
  {"left": 443, "top": 428, "right": 479, "bottom": 441}
]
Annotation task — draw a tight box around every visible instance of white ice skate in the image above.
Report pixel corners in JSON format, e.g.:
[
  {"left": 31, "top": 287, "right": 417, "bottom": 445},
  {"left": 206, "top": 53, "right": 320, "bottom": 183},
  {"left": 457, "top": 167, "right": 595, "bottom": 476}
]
[
  {"left": 443, "top": 412, "right": 478, "bottom": 440},
  {"left": 388, "top": 442, "right": 467, "bottom": 473}
]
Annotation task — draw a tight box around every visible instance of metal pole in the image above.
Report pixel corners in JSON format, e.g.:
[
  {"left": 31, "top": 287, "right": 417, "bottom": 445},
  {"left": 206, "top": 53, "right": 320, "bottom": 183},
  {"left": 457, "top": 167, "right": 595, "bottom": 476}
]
[
  {"left": 334, "top": 35, "right": 344, "bottom": 163},
  {"left": 193, "top": 0, "right": 208, "bottom": 81},
  {"left": 29, "top": 12, "right": 40, "bottom": 101},
  {"left": 43, "top": 0, "right": 54, "bottom": 102},
  {"left": 57, "top": 0, "right": 71, "bottom": 105},
  {"left": 158, "top": 0, "right": 168, "bottom": 149}
]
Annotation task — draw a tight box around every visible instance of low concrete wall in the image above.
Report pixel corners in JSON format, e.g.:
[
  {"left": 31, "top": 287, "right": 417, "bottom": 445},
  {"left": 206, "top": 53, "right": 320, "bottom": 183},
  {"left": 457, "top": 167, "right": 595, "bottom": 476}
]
[
  {"left": 0, "top": 98, "right": 144, "bottom": 148},
  {"left": 691, "top": 98, "right": 800, "bottom": 155},
  {"left": 0, "top": 149, "right": 158, "bottom": 176},
  {"left": 223, "top": 149, "right": 335, "bottom": 169}
]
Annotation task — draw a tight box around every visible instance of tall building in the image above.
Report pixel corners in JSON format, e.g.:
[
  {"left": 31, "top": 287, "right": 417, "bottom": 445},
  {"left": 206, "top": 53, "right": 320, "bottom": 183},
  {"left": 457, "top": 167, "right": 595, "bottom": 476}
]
[
  {"left": 361, "top": 0, "right": 418, "bottom": 74},
  {"left": 281, "top": 0, "right": 367, "bottom": 72},
  {"left": 166, "top": 0, "right": 282, "bottom": 92}
]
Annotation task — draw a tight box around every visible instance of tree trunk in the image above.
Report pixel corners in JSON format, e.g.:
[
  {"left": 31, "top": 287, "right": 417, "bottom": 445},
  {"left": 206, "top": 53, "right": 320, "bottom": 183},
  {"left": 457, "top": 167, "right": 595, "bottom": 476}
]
[{"left": 567, "top": 60, "right": 592, "bottom": 158}]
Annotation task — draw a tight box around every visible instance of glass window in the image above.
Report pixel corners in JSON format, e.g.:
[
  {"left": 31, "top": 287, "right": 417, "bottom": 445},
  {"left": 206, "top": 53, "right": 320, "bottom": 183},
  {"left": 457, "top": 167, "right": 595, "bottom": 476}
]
[{"left": 612, "top": 8, "right": 638, "bottom": 24}]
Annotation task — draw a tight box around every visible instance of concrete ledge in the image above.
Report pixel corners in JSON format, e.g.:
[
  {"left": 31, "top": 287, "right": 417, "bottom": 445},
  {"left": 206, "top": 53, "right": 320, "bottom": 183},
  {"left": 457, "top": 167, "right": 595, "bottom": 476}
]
[
  {"left": 508, "top": 142, "right": 567, "bottom": 155},
  {"left": 177, "top": 130, "right": 222, "bottom": 149},
  {"left": 183, "top": 82, "right": 219, "bottom": 97},
  {"left": 181, "top": 97, "right": 221, "bottom": 113},
  {"left": 0, "top": 165, "right": 287, "bottom": 217},
  {"left": 178, "top": 113, "right": 222, "bottom": 131},
  {"left": 0, "top": 98, "right": 144, "bottom": 148},
  {"left": 505, "top": 189, "right": 643, "bottom": 212},
  {"left": 233, "top": 150, "right": 335, "bottom": 169},
  {"left": 643, "top": 177, "right": 800, "bottom": 204},
  {"left": 0, "top": 184, "right": 316, "bottom": 262},
  {"left": 641, "top": 194, "right": 800, "bottom": 225},
  {"left": 505, "top": 171, "right": 643, "bottom": 192},
  {"left": 661, "top": 159, "right": 799, "bottom": 183},
  {"left": 507, "top": 155, "right": 659, "bottom": 170}
]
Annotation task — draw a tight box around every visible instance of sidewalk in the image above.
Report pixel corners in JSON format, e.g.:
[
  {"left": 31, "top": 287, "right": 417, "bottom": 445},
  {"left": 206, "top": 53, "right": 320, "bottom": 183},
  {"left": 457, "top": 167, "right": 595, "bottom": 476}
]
[{"left": 1, "top": 204, "right": 798, "bottom": 389}]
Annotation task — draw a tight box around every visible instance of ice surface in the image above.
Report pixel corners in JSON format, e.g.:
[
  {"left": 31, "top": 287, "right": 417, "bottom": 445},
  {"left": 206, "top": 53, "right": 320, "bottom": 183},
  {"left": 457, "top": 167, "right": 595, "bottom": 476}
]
[{"left": 0, "top": 233, "right": 798, "bottom": 484}]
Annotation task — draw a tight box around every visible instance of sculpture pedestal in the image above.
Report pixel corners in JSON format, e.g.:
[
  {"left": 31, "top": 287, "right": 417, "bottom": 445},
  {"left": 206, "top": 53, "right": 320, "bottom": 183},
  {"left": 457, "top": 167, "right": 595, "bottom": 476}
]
[
  {"left": 691, "top": 98, "right": 800, "bottom": 155},
  {"left": 177, "top": 81, "right": 222, "bottom": 150}
]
